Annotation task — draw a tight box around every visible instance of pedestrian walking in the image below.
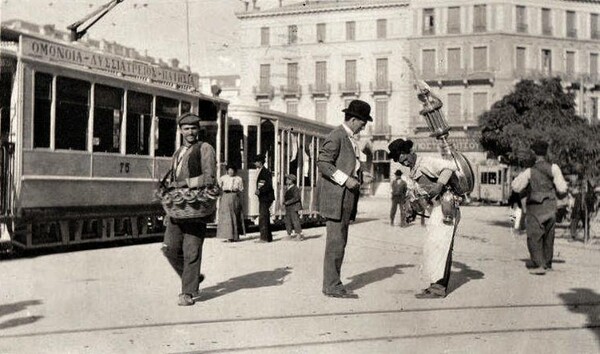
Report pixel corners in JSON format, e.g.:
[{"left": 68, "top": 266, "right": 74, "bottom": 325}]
[
  {"left": 318, "top": 99, "right": 372, "bottom": 299},
  {"left": 254, "top": 153, "right": 275, "bottom": 243},
  {"left": 511, "top": 140, "right": 567, "bottom": 275},
  {"left": 390, "top": 170, "right": 408, "bottom": 227},
  {"left": 161, "top": 112, "right": 217, "bottom": 306},
  {"left": 388, "top": 138, "right": 461, "bottom": 299},
  {"left": 217, "top": 165, "right": 245, "bottom": 242},
  {"left": 283, "top": 174, "right": 304, "bottom": 241}
]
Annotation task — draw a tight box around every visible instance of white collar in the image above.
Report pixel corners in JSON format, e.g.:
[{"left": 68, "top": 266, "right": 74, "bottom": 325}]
[{"left": 342, "top": 123, "right": 355, "bottom": 138}]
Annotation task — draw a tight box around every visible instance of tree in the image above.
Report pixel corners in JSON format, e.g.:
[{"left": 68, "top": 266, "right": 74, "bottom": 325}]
[{"left": 479, "top": 78, "right": 600, "bottom": 177}]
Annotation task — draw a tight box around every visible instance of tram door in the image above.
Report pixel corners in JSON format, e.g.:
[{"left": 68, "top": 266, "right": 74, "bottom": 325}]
[{"left": 0, "top": 57, "right": 16, "bottom": 217}]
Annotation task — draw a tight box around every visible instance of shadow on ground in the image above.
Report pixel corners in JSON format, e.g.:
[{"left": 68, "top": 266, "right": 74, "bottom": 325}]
[
  {"left": 345, "top": 264, "right": 415, "bottom": 291},
  {"left": 448, "top": 261, "right": 484, "bottom": 295},
  {"left": 558, "top": 288, "right": 600, "bottom": 346},
  {"left": 198, "top": 267, "right": 292, "bottom": 301},
  {"left": 0, "top": 300, "right": 43, "bottom": 330}
]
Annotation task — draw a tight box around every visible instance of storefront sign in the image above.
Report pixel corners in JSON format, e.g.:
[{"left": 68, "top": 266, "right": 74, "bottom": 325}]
[
  {"left": 20, "top": 36, "right": 198, "bottom": 89},
  {"left": 411, "top": 136, "right": 483, "bottom": 152}
]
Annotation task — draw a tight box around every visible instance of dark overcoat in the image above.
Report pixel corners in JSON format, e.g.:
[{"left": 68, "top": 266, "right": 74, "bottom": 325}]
[
  {"left": 256, "top": 167, "right": 275, "bottom": 203},
  {"left": 317, "top": 125, "right": 359, "bottom": 220}
]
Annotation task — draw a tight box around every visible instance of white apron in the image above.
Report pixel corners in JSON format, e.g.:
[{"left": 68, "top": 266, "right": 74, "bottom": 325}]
[{"left": 422, "top": 202, "right": 460, "bottom": 283}]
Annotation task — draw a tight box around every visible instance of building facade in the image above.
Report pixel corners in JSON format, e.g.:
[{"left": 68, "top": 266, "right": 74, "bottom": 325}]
[{"left": 235, "top": 0, "right": 600, "bottom": 194}]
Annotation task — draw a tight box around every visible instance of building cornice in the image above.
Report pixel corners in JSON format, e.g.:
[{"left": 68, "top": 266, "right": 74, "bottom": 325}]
[
  {"left": 409, "top": 31, "right": 600, "bottom": 45},
  {"left": 236, "top": 1, "right": 409, "bottom": 19}
]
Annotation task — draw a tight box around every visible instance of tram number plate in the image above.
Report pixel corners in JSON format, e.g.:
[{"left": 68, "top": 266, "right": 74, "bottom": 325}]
[{"left": 120, "top": 162, "right": 131, "bottom": 173}]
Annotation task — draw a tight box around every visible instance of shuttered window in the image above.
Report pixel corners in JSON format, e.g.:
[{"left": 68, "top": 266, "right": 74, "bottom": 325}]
[
  {"left": 376, "top": 58, "right": 388, "bottom": 85},
  {"left": 287, "top": 101, "right": 298, "bottom": 115},
  {"left": 473, "top": 92, "right": 488, "bottom": 119},
  {"left": 287, "top": 63, "right": 298, "bottom": 87},
  {"left": 317, "top": 23, "right": 326, "bottom": 43},
  {"left": 288, "top": 25, "right": 298, "bottom": 44},
  {"left": 516, "top": 47, "right": 526, "bottom": 71},
  {"left": 566, "top": 51, "right": 575, "bottom": 74},
  {"left": 260, "top": 27, "right": 269, "bottom": 46},
  {"left": 260, "top": 64, "right": 270, "bottom": 89},
  {"left": 447, "top": 48, "right": 461, "bottom": 73},
  {"left": 346, "top": 21, "right": 356, "bottom": 40},
  {"left": 315, "top": 61, "right": 327, "bottom": 89},
  {"left": 377, "top": 19, "right": 387, "bottom": 39},
  {"left": 345, "top": 60, "right": 357, "bottom": 87},
  {"left": 447, "top": 93, "right": 461, "bottom": 123},
  {"left": 542, "top": 8, "right": 552, "bottom": 35},
  {"left": 473, "top": 46, "right": 487, "bottom": 71},
  {"left": 422, "top": 49, "right": 436, "bottom": 75},
  {"left": 591, "top": 53, "right": 598, "bottom": 75},
  {"left": 473, "top": 5, "right": 487, "bottom": 32},
  {"left": 447, "top": 7, "right": 460, "bottom": 33},
  {"left": 375, "top": 99, "right": 388, "bottom": 128},
  {"left": 315, "top": 100, "right": 327, "bottom": 122}
]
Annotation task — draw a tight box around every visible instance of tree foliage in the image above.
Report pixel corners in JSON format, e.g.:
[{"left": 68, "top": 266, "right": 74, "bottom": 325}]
[{"left": 479, "top": 78, "right": 600, "bottom": 177}]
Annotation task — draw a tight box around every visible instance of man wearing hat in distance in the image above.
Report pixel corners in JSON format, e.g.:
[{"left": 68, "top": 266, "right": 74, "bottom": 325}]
[
  {"left": 390, "top": 169, "right": 408, "bottom": 227},
  {"left": 388, "top": 138, "right": 459, "bottom": 299},
  {"left": 318, "top": 99, "right": 372, "bottom": 299},
  {"left": 162, "top": 112, "right": 216, "bottom": 306},
  {"left": 254, "top": 153, "right": 275, "bottom": 242},
  {"left": 511, "top": 139, "right": 567, "bottom": 275},
  {"left": 283, "top": 173, "right": 304, "bottom": 241}
]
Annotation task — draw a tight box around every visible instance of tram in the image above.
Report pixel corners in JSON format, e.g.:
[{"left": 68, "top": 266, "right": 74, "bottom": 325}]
[
  {"left": 226, "top": 105, "right": 333, "bottom": 225},
  {"left": 471, "top": 161, "right": 513, "bottom": 204},
  {"left": 0, "top": 24, "right": 228, "bottom": 250}
]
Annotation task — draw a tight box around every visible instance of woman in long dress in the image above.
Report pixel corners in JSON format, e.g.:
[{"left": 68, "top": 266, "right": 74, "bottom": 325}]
[{"left": 217, "top": 165, "right": 245, "bottom": 242}]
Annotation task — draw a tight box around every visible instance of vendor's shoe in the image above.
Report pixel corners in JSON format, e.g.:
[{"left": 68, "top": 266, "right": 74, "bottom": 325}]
[
  {"left": 415, "top": 288, "right": 445, "bottom": 299},
  {"left": 178, "top": 293, "right": 195, "bottom": 306},
  {"left": 529, "top": 268, "right": 546, "bottom": 275}
]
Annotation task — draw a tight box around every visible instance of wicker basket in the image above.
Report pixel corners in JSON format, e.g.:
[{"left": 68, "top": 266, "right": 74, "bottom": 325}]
[{"left": 157, "top": 186, "right": 221, "bottom": 220}]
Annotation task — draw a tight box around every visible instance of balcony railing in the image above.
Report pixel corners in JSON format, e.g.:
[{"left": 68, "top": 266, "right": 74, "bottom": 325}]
[
  {"left": 542, "top": 26, "right": 553, "bottom": 36},
  {"left": 422, "top": 27, "right": 435, "bottom": 36},
  {"left": 253, "top": 85, "right": 275, "bottom": 100},
  {"left": 567, "top": 29, "right": 578, "bottom": 38},
  {"left": 473, "top": 24, "right": 487, "bottom": 32},
  {"left": 338, "top": 82, "right": 361, "bottom": 96},
  {"left": 517, "top": 23, "right": 528, "bottom": 33},
  {"left": 370, "top": 81, "right": 392, "bottom": 95},
  {"left": 280, "top": 84, "right": 302, "bottom": 99},
  {"left": 309, "top": 83, "right": 331, "bottom": 97}
]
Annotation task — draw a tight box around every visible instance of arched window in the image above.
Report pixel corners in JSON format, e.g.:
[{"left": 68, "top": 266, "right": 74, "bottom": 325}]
[{"left": 373, "top": 149, "right": 390, "bottom": 182}]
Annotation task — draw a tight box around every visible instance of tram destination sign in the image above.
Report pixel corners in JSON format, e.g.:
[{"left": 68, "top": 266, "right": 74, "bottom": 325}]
[
  {"left": 411, "top": 136, "right": 483, "bottom": 152},
  {"left": 20, "top": 36, "right": 198, "bottom": 89}
]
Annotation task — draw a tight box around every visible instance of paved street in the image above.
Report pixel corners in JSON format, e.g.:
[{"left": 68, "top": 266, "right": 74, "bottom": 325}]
[{"left": 1, "top": 198, "right": 599, "bottom": 354}]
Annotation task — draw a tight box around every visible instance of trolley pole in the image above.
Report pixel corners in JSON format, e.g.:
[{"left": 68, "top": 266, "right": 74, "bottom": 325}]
[{"left": 185, "top": 0, "right": 192, "bottom": 68}]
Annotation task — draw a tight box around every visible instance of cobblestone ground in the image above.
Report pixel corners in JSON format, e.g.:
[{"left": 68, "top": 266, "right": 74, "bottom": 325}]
[{"left": 0, "top": 197, "right": 599, "bottom": 353}]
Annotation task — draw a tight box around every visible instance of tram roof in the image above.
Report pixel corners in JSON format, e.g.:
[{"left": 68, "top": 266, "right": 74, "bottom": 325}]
[{"left": 229, "top": 105, "right": 335, "bottom": 132}]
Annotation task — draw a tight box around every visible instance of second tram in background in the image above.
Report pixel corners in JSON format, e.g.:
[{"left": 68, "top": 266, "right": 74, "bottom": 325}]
[{"left": 471, "top": 161, "right": 513, "bottom": 204}]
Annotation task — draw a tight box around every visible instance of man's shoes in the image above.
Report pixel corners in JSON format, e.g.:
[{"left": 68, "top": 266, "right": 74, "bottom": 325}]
[
  {"left": 529, "top": 268, "right": 546, "bottom": 275},
  {"left": 323, "top": 289, "right": 359, "bottom": 299},
  {"left": 415, "top": 288, "right": 446, "bottom": 299},
  {"left": 178, "top": 293, "right": 195, "bottom": 306},
  {"left": 294, "top": 234, "right": 305, "bottom": 241}
]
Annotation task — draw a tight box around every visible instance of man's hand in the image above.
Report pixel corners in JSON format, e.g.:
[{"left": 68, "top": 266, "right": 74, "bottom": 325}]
[
  {"left": 428, "top": 182, "right": 445, "bottom": 199},
  {"left": 344, "top": 177, "right": 361, "bottom": 190}
]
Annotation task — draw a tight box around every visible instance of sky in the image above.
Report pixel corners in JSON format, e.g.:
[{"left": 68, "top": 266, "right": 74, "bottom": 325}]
[{"left": 0, "top": 0, "right": 283, "bottom": 76}]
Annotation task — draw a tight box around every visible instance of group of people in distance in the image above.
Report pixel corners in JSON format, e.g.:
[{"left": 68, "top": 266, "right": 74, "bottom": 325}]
[{"left": 159, "top": 99, "right": 576, "bottom": 306}]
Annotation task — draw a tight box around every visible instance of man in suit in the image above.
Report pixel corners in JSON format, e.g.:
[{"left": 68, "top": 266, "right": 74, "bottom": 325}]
[
  {"left": 390, "top": 169, "right": 408, "bottom": 227},
  {"left": 318, "top": 99, "right": 372, "bottom": 299},
  {"left": 162, "top": 113, "right": 216, "bottom": 306},
  {"left": 254, "top": 153, "right": 275, "bottom": 242}
]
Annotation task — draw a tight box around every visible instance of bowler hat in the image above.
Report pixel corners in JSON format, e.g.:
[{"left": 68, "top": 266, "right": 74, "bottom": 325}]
[
  {"left": 394, "top": 170, "right": 403, "bottom": 177},
  {"left": 177, "top": 112, "right": 201, "bottom": 126},
  {"left": 388, "top": 138, "right": 414, "bottom": 162},
  {"left": 285, "top": 174, "right": 297, "bottom": 183},
  {"left": 530, "top": 140, "right": 549, "bottom": 156},
  {"left": 254, "top": 153, "right": 266, "bottom": 163},
  {"left": 342, "top": 100, "right": 373, "bottom": 122}
]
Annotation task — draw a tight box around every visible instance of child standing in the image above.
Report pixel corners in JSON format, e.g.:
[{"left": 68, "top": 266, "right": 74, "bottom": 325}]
[{"left": 283, "top": 174, "right": 304, "bottom": 241}]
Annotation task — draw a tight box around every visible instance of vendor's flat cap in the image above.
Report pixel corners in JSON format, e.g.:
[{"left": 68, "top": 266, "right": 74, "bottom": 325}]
[
  {"left": 177, "top": 112, "right": 201, "bottom": 126},
  {"left": 530, "top": 139, "right": 549, "bottom": 156}
]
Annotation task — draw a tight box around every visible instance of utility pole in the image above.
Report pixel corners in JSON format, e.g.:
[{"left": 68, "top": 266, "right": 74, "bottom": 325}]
[{"left": 185, "top": 0, "right": 192, "bottom": 68}]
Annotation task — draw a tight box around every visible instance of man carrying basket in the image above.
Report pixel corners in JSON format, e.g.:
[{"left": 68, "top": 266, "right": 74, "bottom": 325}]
[{"left": 161, "top": 112, "right": 217, "bottom": 306}]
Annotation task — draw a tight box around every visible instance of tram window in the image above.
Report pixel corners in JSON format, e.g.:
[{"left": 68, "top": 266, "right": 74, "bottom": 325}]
[
  {"left": 198, "top": 99, "right": 217, "bottom": 121},
  {"left": 481, "top": 172, "right": 488, "bottom": 184},
  {"left": 248, "top": 126, "right": 258, "bottom": 165},
  {"left": 126, "top": 91, "right": 152, "bottom": 155},
  {"left": 33, "top": 72, "right": 52, "bottom": 148},
  {"left": 260, "top": 119, "right": 275, "bottom": 169},
  {"left": 155, "top": 96, "right": 178, "bottom": 157},
  {"left": 93, "top": 84, "right": 123, "bottom": 153},
  {"left": 488, "top": 172, "right": 497, "bottom": 184},
  {"left": 227, "top": 125, "right": 243, "bottom": 169},
  {"left": 55, "top": 77, "right": 90, "bottom": 150}
]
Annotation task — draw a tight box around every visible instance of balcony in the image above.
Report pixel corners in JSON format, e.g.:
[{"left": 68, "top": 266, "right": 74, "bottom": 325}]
[
  {"left": 280, "top": 84, "right": 302, "bottom": 99},
  {"left": 338, "top": 82, "right": 361, "bottom": 96},
  {"left": 517, "top": 23, "right": 528, "bottom": 33},
  {"left": 422, "top": 27, "right": 435, "bottom": 36},
  {"left": 467, "top": 67, "right": 495, "bottom": 84},
  {"left": 542, "top": 26, "right": 553, "bottom": 36},
  {"left": 309, "top": 83, "right": 331, "bottom": 98},
  {"left": 370, "top": 81, "right": 392, "bottom": 96},
  {"left": 473, "top": 24, "right": 487, "bottom": 33},
  {"left": 567, "top": 29, "right": 578, "bottom": 38},
  {"left": 368, "top": 124, "right": 392, "bottom": 139},
  {"left": 253, "top": 85, "right": 274, "bottom": 100}
]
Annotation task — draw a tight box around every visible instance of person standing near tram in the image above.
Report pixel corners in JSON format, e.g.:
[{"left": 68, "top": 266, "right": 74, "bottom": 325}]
[
  {"left": 254, "top": 153, "right": 275, "bottom": 243},
  {"left": 161, "top": 113, "right": 217, "bottom": 306},
  {"left": 217, "top": 165, "right": 245, "bottom": 242}
]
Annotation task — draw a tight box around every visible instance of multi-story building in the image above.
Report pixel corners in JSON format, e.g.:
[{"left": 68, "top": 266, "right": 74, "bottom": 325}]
[{"left": 236, "top": 0, "right": 600, "bottom": 194}]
